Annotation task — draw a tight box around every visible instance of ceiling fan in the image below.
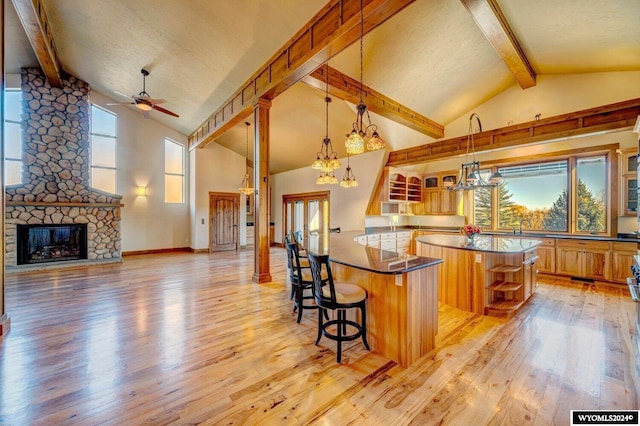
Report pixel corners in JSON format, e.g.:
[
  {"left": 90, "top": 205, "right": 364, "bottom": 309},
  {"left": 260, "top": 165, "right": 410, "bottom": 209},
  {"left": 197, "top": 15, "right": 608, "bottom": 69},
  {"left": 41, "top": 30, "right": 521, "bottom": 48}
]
[{"left": 107, "top": 69, "right": 179, "bottom": 118}]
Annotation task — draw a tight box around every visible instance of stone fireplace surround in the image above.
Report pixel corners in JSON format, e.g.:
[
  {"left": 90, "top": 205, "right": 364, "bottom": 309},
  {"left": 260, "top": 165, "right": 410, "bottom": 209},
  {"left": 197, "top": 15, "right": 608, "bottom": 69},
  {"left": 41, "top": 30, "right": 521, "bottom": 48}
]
[{"left": 4, "top": 68, "right": 123, "bottom": 268}]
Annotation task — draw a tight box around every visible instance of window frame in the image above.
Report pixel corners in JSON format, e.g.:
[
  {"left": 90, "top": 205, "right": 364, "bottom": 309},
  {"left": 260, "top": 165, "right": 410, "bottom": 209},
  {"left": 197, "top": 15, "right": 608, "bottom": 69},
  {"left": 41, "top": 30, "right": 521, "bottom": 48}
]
[
  {"left": 90, "top": 104, "right": 118, "bottom": 193},
  {"left": 4, "top": 89, "right": 23, "bottom": 185},
  {"left": 164, "top": 138, "right": 185, "bottom": 204},
  {"left": 469, "top": 147, "right": 612, "bottom": 236}
]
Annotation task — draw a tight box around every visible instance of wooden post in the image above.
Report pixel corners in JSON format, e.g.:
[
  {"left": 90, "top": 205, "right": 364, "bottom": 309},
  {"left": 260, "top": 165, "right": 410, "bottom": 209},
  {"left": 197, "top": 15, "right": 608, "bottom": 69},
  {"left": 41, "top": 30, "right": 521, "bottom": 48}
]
[
  {"left": 0, "top": 0, "right": 10, "bottom": 335},
  {"left": 252, "top": 98, "right": 272, "bottom": 283}
]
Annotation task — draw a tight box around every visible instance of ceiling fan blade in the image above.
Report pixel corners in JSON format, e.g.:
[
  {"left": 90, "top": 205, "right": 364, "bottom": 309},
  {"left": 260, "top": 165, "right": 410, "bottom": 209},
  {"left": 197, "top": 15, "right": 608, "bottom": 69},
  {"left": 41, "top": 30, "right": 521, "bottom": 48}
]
[
  {"left": 113, "top": 90, "right": 134, "bottom": 99},
  {"left": 149, "top": 98, "right": 166, "bottom": 105},
  {"left": 152, "top": 105, "right": 179, "bottom": 118},
  {"left": 106, "top": 102, "right": 135, "bottom": 106}
]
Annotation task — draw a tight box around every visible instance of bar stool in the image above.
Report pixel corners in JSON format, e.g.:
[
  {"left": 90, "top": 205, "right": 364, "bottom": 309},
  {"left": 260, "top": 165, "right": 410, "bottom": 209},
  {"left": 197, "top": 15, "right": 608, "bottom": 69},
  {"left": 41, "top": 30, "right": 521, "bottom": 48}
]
[
  {"left": 285, "top": 242, "right": 327, "bottom": 323},
  {"left": 307, "top": 252, "right": 370, "bottom": 363}
]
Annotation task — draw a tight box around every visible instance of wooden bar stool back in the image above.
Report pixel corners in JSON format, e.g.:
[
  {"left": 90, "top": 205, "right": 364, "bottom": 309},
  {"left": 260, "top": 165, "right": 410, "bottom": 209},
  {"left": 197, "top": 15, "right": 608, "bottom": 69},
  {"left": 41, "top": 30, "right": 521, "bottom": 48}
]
[
  {"left": 307, "top": 252, "right": 370, "bottom": 363},
  {"left": 285, "top": 242, "right": 326, "bottom": 323}
]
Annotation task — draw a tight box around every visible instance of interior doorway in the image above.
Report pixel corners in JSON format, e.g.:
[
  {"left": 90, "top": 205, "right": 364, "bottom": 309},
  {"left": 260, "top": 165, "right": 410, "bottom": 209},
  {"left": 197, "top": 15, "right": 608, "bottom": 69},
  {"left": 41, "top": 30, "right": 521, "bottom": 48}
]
[
  {"left": 283, "top": 191, "right": 330, "bottom": 241},
  {"left": 209, "top": 192, "right": 240, "bottom": 252}
]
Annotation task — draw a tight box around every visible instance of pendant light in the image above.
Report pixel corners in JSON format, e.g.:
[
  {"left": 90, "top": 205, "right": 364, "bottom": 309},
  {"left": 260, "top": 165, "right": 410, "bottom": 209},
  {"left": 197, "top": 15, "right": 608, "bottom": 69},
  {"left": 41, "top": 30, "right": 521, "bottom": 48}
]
[
  {"left": 313, "top": 62, "right": 341, "bottom": 184},
  {"left": 345, "top": 0, "right": 385, "bottom": 154},
  {"left": 238, "top": 121, "right": 254, "bottom": 196},
  {"left": 445, "top": 113, "right": 503, "bottom": 191},
  {"left": 340, "top": 154, "right": 359, "bottom": 188}
]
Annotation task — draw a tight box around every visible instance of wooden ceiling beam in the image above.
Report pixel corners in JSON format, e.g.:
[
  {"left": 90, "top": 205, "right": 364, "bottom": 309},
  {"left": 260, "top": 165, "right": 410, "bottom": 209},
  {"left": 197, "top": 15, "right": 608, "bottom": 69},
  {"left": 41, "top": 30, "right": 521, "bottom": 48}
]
[
  {"left": 301, "top": 65, "right": 444, "bottom": 139},
  {"left": 386, "top": 98, "right": 640, "bottom": 167},
  {"left": 11, "top": 0, "right": 62, "bottom": 87},
  {"left": 188, "top": 0, "right": 416, "bottom": 151},
  {"left": 460, "top": 0, "right": 535, "bottom": 89}
]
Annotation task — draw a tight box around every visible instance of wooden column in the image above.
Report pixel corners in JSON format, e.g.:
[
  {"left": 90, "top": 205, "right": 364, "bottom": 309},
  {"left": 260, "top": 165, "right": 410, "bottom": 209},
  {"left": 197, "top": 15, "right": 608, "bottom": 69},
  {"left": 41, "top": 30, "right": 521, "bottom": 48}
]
[
  {"left": 0, "top": 0, "right": 10, "bottom": 335},
  {"left": 252, "top": 98, "right": 272, "bottom": 283}
]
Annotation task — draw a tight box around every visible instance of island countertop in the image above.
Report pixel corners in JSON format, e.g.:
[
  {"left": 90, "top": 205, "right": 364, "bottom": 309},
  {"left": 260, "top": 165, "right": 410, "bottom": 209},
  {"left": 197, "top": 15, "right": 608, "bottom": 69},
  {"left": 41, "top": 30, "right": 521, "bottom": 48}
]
[
  {"left": 305, "top": 231, "right": 442, "bottom": 275},
  {"left": 416, "top": 234, "right": 542, "bottom": 253}
]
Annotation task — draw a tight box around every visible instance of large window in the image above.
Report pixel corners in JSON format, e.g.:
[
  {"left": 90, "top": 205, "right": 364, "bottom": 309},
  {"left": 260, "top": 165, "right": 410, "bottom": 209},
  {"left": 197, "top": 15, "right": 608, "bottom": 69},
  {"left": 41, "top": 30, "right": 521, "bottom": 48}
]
[
  {"left": 4, "top": 90, "right": 22, "bottom": 185},
  {"left": 164, "top": 138, "right": 185, "bottom": 203},
  {"left": 473, "top": 154, "right": 608, "bottom": 234},
  {"left": 90, "top": 105, "right": 117, "bottom": 193}
]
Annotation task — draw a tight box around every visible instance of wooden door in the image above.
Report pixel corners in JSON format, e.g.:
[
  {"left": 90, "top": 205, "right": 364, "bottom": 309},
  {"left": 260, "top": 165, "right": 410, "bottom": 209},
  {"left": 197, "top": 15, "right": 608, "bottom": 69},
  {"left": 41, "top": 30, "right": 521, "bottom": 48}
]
[
  {"left": 536, "top": 246, "right": 556, "bottom": 274},
  {"left": 209, "top": 192, "right": 239, "bottom": 252},
  {"left": 283, "top": 191, "right": 329, "bottom": 241}
]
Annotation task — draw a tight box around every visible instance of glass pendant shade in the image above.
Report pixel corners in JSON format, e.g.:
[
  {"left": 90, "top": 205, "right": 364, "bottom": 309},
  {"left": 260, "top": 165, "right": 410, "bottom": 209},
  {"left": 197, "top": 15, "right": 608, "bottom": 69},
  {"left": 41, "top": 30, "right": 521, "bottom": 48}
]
[
  {"left": 345, "top": 131, "right": 365, "bottom": 154},
  {"left": 366, "top": 131, "right": 385, "bottom": 151},
  {"left": 312, "top": 68, "right": 340, "bottom": 184},
  {"left": 312, "top": 156, "right": 324, "bottom": 170}
]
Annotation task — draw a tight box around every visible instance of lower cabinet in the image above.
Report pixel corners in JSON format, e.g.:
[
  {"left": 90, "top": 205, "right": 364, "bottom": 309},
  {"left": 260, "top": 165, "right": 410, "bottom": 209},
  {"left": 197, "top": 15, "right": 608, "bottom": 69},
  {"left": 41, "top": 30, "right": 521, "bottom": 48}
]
[
  {"left": 611, "top": 242, "right": 637, "bottom": 283},
  {"left": 556, "top": 240, "right": 610, "bottom": 281},
  {"left": 535, "top": 239, "right": 556, "bottom": 274}
]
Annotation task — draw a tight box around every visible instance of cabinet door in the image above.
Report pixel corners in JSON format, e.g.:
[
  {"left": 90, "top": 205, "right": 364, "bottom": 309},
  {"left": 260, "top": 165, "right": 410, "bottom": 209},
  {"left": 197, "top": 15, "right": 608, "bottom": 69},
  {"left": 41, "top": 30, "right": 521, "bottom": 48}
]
[
  {"left": 611, "top": 248, "right": 636, "bottom": 283},
  {"left": 523, "top": 260, "right": 532, "bottom": 300},
  {"left": 536, "top": 246, "right": 555, "bottom": 274},
  {"left": 583, "top": 249, "right": 609, "bottom": 280},
  {"left": 556, "top": 246, "right": 582, "bottom": 276},
  {"left": 623, "top": 175, "right": 638, "bottom": 216},
  {"left": 423, "top": 190, "right": 439, "bottom": 214},
  {"left": 439, "top": 190, "right": 458, "bottom": 214}
]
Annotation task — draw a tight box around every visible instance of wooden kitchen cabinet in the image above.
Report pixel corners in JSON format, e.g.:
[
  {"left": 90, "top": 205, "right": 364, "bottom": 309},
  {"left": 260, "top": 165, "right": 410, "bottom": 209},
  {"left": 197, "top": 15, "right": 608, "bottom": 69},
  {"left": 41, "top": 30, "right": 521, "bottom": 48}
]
[
  {"left": 556, "top": 240, "right": 610, "bottom": 281},
  {"left": 422, "top": 172, "right": 458, "bottom": 215},
  {"left": 388, "top": 169, "right": 422, "bottom": 203},
  {"left": 535, "top": 238, "right": 556, "bottom": 274},
  {"left": 619, "top": 149, "right": 638, "bottom": 216},
  {"left": 611, "top": 241, "right": 637, "bottom": 283}
]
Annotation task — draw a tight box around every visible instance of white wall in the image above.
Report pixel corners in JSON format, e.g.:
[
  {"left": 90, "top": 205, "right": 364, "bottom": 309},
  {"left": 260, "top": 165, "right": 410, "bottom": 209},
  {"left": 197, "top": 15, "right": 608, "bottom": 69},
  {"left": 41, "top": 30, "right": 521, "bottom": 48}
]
[
  {"left": 91, "top": 91, "right": 190, "bottom": 252},
  {"left": 191, "top": 142, "right": 247, "bottom": 250},
  {"left": 271, "top": 150, "right": 386, "bottom": 243}
]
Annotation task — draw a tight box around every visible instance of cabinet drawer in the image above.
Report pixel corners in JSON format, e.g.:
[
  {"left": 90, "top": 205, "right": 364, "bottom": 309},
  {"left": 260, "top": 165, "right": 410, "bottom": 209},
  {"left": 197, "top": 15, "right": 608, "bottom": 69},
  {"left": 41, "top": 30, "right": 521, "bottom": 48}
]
[
  {"left": 380, "top": 239, "right": 396, "bottom": 250},
  {"left": 612, "top": 241, "right": 636, "bottom": 252},
  {"left": 355, "top": 235, "right": 367, "bottom": 245},
  {"left": 367, "top": 234, "right": 380, "bottom": 242},
  {"left": 367, "top": 241, "right": 381, "bottom": 248},
  {"left": 537, "top": 238, "right": 556, "bottom": 247},
  {"left": 396, "top": 246, "right": 410, "bottom": 255},
  {"left": 556, "top": 240, "right": 610, "bottom": 251},
  {"left": 396, "top": 231, "right": 412, "bottom": 239},
  {"left": 379, "top": 233, "right": 396, "bottom": 240},
  {"left": 396, "top": 237, "right": 411, "bottom": 248}
]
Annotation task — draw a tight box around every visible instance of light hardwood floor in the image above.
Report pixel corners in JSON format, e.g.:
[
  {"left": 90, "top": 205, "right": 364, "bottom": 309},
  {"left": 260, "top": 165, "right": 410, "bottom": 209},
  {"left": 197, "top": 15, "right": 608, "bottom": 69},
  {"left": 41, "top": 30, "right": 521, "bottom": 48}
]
[{"left": 1, "top": 248, "right": 638, "bottom": 425}]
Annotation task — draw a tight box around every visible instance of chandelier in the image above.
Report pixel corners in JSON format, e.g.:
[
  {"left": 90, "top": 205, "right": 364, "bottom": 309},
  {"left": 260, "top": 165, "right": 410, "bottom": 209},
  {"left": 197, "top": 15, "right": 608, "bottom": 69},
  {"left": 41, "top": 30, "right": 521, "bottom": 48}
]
[
  {"left": 344, "top": 0, "right": 385, "bottom": 155},
  {"left": 445, "top": 113, "right": 503, "bottom": 191},
  {"left": 340, "top": 154, "right": 359, "bottom": 188},
  {"left": 312, "top": 62, "right": 341, "bottom": 181},
  {"left": 238, "top": 121, "right": 254, "bottom": 196}
]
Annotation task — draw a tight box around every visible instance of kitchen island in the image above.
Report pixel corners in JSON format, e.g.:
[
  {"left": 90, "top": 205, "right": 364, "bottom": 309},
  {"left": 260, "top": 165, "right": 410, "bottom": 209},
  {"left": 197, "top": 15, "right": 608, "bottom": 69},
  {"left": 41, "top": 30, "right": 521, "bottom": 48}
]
[
  {"left": 305, "top": 232, "right": 443, "bottom": 367},
  {"left": 416, "top": 234, "right": 542, "bottom": 317}
]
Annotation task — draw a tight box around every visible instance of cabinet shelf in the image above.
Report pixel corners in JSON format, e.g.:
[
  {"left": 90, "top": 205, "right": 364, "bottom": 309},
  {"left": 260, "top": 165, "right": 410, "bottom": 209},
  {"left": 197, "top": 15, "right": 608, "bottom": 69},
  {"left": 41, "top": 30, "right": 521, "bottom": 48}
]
[
  {"left": 485, "top": 299, "right": 525, "bottom": 317},
  {"left": 490, "top": 281, "right": 522, "bottom": 292},
  {"left": 488, "top": 264, "right": 522, "bottom": 273}
]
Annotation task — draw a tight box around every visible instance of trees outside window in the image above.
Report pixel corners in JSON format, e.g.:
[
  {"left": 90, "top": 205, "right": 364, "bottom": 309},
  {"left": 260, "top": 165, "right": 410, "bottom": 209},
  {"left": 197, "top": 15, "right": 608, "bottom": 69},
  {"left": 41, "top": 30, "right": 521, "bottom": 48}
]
[{"left": 472, "top": 155, "right": 607, "bottom": 234}]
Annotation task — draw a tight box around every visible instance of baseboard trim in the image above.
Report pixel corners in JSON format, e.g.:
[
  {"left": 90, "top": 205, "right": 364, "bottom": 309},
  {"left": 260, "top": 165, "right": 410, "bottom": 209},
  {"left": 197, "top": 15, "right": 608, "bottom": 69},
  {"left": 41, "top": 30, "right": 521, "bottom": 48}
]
[
  {"left": 190, "top": 248, "right": 209, "bottom": 253},
  {"left": 123, "top": 247, "right": 191, "bottom": 256}
]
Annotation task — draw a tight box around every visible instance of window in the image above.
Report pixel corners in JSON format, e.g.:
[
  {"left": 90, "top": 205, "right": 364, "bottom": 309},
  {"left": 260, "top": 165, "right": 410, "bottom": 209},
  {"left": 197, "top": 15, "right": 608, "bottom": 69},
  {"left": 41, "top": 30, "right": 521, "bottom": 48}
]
[
  {"left": 4, "top": 90, "right": 22, "bottom": 185},
  {"left": 472, "top": 154, "right": 608, "bottom": 234},
  {"left": 164, "top": 138, "right": 184, "bottom": 203},
  {"left": 575, "top": 156, "right": 606, "bottom": 233},
  {"left": 90, "top": 105, "right": 117, "bottom": 193}
]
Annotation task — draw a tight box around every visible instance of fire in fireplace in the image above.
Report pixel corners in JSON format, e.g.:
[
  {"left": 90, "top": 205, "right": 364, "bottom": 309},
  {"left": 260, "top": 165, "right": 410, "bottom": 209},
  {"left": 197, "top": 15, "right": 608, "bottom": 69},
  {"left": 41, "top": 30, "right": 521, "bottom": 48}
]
[{"left": 17, "top": 224, "right": 88, "bottom": 265}]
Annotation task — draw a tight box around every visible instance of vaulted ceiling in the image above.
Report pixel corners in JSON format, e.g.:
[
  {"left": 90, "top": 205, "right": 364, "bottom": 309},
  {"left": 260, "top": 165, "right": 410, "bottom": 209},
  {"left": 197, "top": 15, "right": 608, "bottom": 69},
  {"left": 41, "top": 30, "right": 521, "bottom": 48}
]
[{"left": 5, "top": 0, "right": 640, "bottom": 173}]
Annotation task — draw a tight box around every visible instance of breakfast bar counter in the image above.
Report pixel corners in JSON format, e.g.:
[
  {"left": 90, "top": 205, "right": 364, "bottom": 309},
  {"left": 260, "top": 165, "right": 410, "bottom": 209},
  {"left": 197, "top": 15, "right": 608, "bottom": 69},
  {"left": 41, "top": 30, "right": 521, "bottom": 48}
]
[{"left": 305, "top": 232, "right": 443, "bottom": 367}]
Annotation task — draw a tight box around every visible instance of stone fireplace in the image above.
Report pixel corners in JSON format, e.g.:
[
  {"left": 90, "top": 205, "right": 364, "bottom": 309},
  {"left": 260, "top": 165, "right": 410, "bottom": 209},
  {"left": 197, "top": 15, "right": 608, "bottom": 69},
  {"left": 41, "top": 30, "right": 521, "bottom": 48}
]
[
  {"left": 5, "top": 68, "right": 123, "bottom": 268},
  {"left": 17, "top": 224, "right": 87, "bottom": 264}
]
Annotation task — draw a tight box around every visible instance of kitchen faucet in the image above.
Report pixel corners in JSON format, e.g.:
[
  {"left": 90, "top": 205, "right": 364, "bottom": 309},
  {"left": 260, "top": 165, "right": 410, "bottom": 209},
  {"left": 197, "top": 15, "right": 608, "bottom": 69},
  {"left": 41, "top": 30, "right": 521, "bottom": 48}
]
[{"left": 519, "top": 218, "right": 532, "bottom": 235}]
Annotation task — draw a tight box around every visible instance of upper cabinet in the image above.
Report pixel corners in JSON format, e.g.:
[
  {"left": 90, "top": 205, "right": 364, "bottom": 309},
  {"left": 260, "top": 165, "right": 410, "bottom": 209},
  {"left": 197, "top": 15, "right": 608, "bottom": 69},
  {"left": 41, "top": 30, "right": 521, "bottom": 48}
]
[
  {"left": 619, "top": 149, "right": 638, "bottom": 216},
  {"left": 387, "top": 169, "right": 422, "bottom": 203},
  {"left": 422, "top": 172, "right": 458, "bottom": 215}
]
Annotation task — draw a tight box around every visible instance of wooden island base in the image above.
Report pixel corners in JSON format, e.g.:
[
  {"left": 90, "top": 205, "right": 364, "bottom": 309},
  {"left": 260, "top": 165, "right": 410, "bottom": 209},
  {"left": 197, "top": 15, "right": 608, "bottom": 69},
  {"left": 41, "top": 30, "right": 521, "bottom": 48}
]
[
  {"left": 331, "top": 263, "right": 439, "bottom": 368},
  {"left": 417, "top": 235, "right": 541, "bottom": 317}
]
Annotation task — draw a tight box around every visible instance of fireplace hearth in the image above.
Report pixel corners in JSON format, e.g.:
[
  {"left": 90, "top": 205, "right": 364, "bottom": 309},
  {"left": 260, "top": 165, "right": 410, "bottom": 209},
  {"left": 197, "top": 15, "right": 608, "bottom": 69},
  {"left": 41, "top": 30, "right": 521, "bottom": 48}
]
[{"left": 17, "top": 224, "right": 88, "bottom": 265}]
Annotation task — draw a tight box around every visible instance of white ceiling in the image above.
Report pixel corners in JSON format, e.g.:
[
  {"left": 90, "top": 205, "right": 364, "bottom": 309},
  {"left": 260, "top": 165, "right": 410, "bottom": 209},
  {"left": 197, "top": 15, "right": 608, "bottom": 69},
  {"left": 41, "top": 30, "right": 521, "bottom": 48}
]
[{"left": 5, "top": 0, "right": 640, "bottom": 174}]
